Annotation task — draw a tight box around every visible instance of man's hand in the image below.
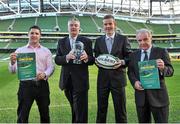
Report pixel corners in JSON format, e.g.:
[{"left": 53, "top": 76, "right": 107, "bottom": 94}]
[
  {"left": 134, "top": 81, "right": 144, "bottom": 90},
  {"left": 156, "top": 59, "right": 165, "bottom": 71},
  {"left": 66, "top": 50, "right": 76, "bottom": 61},
  {"left": 80, "top": 51, "right": 88, "bottom": 62},
  {"left": 37, "top": 72, "right": 46, "bottom": 80},
  {"left": 113, "top": 59, "right": 124, "bottom": 69},
  {"left": 10, "top": 52, "right": 17, "bottom": 65}
]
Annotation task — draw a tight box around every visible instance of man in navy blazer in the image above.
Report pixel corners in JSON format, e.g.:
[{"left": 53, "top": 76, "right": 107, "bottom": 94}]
[
  {"left": 94, "top": 14, "right": 132, "bottom": 123},
  {"left": 55, "top": 17, "right": 94, "bottom": 123},
  {"left": 128, "top": 29, "right": 174, "bottom": 123}
]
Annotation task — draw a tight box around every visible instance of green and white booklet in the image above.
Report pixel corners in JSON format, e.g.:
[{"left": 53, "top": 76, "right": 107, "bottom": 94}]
[
  {"left": 17, "top": 53, "right": 36, "bottom": 81},
  {"left": 138, "top": 60, "right": 160, "bottom": 89}
]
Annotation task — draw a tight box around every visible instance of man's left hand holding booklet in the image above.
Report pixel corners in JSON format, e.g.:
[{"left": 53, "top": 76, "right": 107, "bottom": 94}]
[{"left": 17, "top": 53, "right": 36, "bottom": 81}]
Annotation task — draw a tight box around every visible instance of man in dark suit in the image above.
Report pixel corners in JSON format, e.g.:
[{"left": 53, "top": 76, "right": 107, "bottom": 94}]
[
  {"left": 128, "top": 29, "right": 174, "bottom": 123},
  {"left": 94, "top": 14, "right": 131, "bottom": 123},
  {"left": 54, "top": 17, "right": 94, "bottom": 123}
]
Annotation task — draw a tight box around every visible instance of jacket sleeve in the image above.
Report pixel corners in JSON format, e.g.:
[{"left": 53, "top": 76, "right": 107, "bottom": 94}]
[
  {"left": 122, "top": 36, "right": 132, "bottom": 66},
  {"left": 54, "top": 39, "right": 68, "bottom": 65},
  {"left": 127, "top": 53, "right": 139, "bottom": 88},
  {"left": 83, "top": 38, "right": 95, "bottom": 65},
  {"left": 161, "top": 48, "right": 174, "bottom": 77},
  {"left": 94, "top": 38, "right": 100, "bottom": 58}
]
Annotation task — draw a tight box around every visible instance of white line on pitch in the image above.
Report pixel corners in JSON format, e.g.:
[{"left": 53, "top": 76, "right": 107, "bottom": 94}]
[
  {"left": 0, "top": 102, "right": 98, "bottom": 111},
  {"left": 0, "top": 96, "right": 180, "bottom": 111}
]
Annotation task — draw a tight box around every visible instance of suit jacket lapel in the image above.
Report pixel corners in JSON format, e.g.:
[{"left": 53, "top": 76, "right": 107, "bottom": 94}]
[
  {"left": 137, "top": 50, "right": 141, "bottom": 62},
  {"left": 111, "top": 33, "right": 118, "bottom": 54},
  {"left": 65, "top": 37, "right": 71, "bottom": 52},
  {"left": 149, "top": 47, "right": 155, "bottom": 60},
  {"left": 136, "top": 50, "right": 141, "bottom": 79},
  {"left": 76, "top": 36, "right": 80, "bottom": 42},
  {"left": 101, "top": 36, "right": 109, "bottom": 54}
]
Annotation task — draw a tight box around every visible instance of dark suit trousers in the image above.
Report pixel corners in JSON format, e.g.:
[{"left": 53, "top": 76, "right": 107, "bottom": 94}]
[
  {"left": 96, "top": 86, "right": 127, "bottom": 123},
  {"left": 64, "top": 89, "right": 88, "bottom": 123},
  {"left": 17, "top": 80, "right": 50, "bottom": 123},
  {"left": 136, "top": 94, "right": 169, "bottom": 123}
]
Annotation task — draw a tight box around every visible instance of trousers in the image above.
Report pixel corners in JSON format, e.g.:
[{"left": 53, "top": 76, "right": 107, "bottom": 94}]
[{"left": 17, "top": 80, "right": 50, "bottom": 123}]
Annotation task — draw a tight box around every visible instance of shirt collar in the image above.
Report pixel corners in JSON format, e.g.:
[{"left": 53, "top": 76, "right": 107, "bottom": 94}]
[
  {"left": 26, "top": 43, "right": 41, "bottom": 48},
  {"left": 141, "top": 45, "right": 152, "bottom": 54},
  {"left": 69, "top": 35, "right": 77, "bottom": 41},
  {"left": 106, "top": 32, "right": 115, "bottom": 40}
]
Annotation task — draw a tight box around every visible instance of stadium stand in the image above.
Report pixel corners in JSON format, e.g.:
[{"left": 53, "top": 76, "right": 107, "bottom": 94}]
[
  {"left": 1, "top": 16, "right": 180, "bottom": 34},
  {"left": 0, "top": 0, "right": 180, "bottom": 60}
]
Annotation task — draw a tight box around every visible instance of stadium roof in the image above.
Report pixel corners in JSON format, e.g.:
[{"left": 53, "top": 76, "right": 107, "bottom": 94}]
[{"left": 0, "top": 0, "right": 180, "bottom": 24}]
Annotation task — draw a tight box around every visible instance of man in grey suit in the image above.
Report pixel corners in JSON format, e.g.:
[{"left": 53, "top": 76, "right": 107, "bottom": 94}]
[
  {"left": 94, "top": 14, "right": 131, "bottom": 123},
  {"left": 54, "top": 17, "right": 94, "bottom": 123},
  {"left": 128, "top": 29, "right": 174, "bottom": 123}
]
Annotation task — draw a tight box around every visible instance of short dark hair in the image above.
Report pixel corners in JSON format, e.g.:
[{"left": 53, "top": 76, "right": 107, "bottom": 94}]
[
  {"left": 28, "top": 25, "right": 41, "bottom": 34},
  {"left": 103, "top": 14, "right": 115, "bottom": 20}
]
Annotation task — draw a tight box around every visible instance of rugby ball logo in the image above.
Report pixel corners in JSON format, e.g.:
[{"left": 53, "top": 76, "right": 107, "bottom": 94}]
[{"left": 95, "top": 54, "right": 120, "bottom": 69}]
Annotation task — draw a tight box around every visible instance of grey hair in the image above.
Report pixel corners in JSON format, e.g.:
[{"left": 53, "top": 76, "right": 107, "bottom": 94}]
[
  {"left": 68, "top": 17, "right": 80, "bottom": 26},
  {"left": 136, "top": 28, "right": 152, "bottom": 37}
]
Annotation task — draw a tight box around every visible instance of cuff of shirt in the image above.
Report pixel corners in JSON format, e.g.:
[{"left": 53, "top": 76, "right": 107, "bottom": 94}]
[
  {"left": 121, "top": 60, "right": 125, "bottom": 65},
  {"left": 9, "top": 62, "right": 17, "bottom": 73},
  {"left": 66, "top": 55, "right": 69, "bottom": 63},
  {"left": 83, "top": 58, "right": 88, "bottom": 63}
]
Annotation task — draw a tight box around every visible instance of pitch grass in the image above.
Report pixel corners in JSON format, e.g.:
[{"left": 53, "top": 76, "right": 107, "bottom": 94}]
[{"left": 0, "top": 61, "right": 180, "bottom": 123}]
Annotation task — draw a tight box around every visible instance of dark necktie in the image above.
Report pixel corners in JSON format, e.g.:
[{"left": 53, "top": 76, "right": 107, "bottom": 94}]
[{"left": 143, "top": 50, "right": 148, "bottom": 61}]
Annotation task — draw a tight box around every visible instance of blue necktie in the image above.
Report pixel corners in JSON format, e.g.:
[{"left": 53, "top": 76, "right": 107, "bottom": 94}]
[
  {"left": 70, "top": 38, "right": 75, "bottom": 49},
  {"left": 106, "top": 38, "right": 113, "bottom": 53}
]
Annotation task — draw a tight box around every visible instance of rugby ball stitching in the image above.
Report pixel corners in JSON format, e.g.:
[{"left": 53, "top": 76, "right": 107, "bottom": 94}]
[{"left": 95, "top": 54, "right": 119, "bottom": 69}]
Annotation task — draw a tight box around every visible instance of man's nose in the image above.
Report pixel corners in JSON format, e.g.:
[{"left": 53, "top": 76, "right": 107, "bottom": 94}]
[{"left": 106, "top": 24, "right": 111, "bottom": 27}]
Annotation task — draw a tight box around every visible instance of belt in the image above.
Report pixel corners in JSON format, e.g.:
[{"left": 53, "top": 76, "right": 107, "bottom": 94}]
[{"left": 20, "top": 79, "right": 47, "bottom": 87}]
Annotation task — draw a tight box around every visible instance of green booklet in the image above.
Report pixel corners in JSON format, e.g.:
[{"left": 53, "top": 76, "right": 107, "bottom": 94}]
[
  {"left": 138, "top": 60, "right": 160, "bottom": 89},
  {"left": 17, "top": 53, "right": 36, "bottom": 81}
]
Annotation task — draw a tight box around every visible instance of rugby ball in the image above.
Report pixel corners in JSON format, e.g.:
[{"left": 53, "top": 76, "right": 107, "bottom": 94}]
[{"left": 95, "top": 54, "right": 119, "bottom": 69}]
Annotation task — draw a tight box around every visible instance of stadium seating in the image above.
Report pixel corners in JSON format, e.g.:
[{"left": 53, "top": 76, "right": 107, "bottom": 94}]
[
  {"left": 0, "top": 15, "right": 180, "bottom": 51},
  {"left": 0, "top": 16, "right": 180, "bottom": 34}
]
